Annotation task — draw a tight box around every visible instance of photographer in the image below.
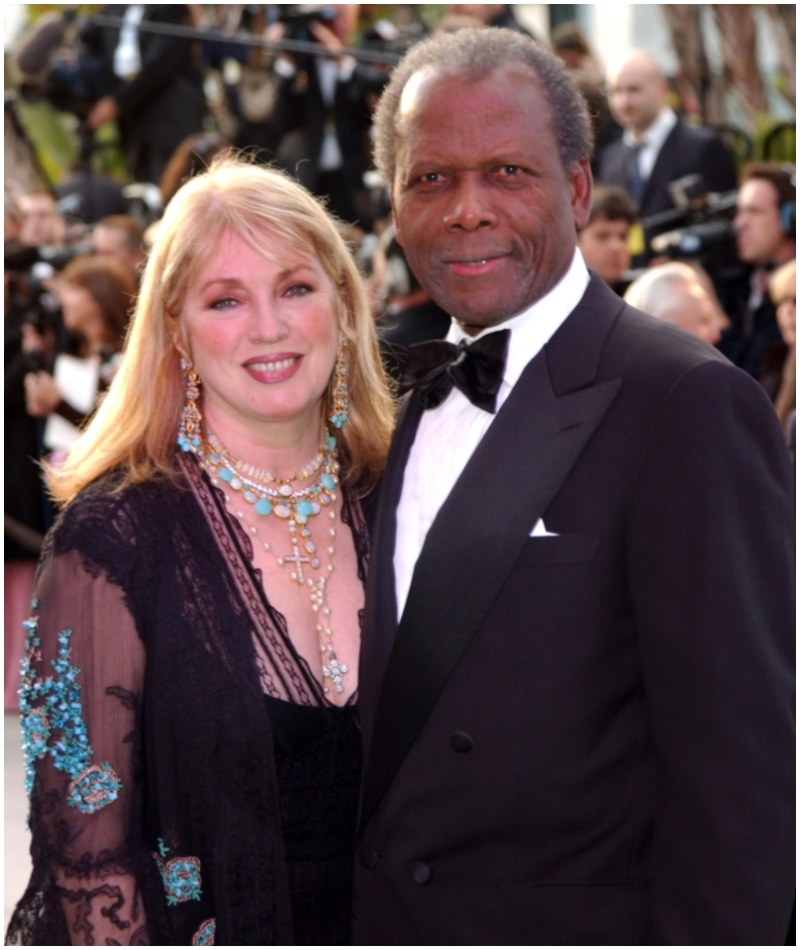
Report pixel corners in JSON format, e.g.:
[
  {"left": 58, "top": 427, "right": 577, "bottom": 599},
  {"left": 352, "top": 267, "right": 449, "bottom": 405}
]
[
  {"left": 23, "top": 255, "right": 133, "bottom": 450},
  {"left": 717, "top": 163, "right": 796, "bottom": 379},
  {"left": 83, "top": 5, "right": 208, "bottom": 184},
  {"left": 4, "top": 260, "right": 59, "bottom": 711},
  {"left": 261, "top": 5, "right": 378, "bottom": 227},
  {"left": 18, "top": 190, "right": 66, "bottom": 247}
]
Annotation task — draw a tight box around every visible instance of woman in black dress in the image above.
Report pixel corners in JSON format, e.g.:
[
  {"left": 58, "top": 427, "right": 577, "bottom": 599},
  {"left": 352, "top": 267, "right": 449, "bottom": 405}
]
[{"left": 7, "top": 156, "right": 394, "bottom": 945}]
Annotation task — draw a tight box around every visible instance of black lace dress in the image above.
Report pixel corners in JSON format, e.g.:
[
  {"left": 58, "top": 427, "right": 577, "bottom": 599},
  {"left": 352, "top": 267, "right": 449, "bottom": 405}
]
[{"left": 6, "top": 455, "right": 368, "bottom": 946}]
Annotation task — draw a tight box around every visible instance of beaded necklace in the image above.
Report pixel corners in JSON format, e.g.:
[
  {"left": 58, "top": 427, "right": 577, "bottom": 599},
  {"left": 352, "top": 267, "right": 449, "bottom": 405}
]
[{"left": 193, "top": 427, "right": 350, "bottom": 697}]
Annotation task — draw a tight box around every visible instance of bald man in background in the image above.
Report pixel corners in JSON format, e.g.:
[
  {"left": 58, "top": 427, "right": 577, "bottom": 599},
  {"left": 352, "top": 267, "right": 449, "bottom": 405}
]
[
  {"left": 624, "top": 262, "right": 725, "bottom": 346},
  {"left": 597, "top": 51, "right": 737, "bottom": 261}
]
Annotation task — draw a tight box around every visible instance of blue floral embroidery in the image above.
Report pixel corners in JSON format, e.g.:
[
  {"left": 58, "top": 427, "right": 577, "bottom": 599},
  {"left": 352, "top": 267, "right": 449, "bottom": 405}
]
[
  {"left": 154, "top": 840, "right": 203, "bottom": 905},
  {"left": 18, "top": 605, "right": 122, "bottom": 814},
  {"left": 192, "top": 918, "right": 216, "bottom": 946}
]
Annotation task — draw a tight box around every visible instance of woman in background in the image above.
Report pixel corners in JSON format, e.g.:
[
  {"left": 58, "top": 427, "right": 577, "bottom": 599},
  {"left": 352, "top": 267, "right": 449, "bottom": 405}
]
[{"left": 23, "top": 255, "right": 133, "bottom": 429}]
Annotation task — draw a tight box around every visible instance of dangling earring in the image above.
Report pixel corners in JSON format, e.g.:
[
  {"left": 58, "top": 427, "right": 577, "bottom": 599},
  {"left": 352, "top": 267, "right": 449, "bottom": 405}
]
[
  {"left": 177, "top": 358, "right": 203, "bottom": 453},
  {"left": 329, "top": 343, "right": 349, "bottom": 430}
]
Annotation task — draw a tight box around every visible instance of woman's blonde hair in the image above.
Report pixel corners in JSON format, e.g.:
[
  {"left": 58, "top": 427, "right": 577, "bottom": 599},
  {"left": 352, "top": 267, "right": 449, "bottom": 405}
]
[{"left": 49, "top": 154, "right": 394, "bottom": 505}]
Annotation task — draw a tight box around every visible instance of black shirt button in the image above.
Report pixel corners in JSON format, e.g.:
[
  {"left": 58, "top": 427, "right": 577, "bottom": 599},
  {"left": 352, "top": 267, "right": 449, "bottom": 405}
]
[
  {"left": 451, "top": 731, "right": 474, "bottom": 752},
  {"left": 359, "top": 847, "right": 379, "bottom": 869},
  {"left": 412, "top": 861, "right": 432, "bottom": 884}
]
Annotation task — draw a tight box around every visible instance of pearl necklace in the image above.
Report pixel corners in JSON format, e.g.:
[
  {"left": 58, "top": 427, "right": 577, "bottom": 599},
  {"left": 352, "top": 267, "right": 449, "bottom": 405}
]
[{"left": 196, "top": 428, "right": 349, "bottom": 697}]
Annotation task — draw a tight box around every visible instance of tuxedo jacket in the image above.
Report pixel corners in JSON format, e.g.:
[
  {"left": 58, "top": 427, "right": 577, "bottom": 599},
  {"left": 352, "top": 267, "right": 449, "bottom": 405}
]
[
  {"left": 355, "top": 276, "right": 794, "bottom": 945},
  {"left": 597, "top": 121, "right": 737, "bottom": 256}
]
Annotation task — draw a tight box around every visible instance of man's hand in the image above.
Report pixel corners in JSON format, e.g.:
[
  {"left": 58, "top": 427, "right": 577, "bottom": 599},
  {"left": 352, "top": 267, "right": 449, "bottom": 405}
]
[
  {"left": 87, "top": 96, "right": 119, "bottom": 130},
  {"left": 24, "top": 371, "right": 62, "bottom": 417}
]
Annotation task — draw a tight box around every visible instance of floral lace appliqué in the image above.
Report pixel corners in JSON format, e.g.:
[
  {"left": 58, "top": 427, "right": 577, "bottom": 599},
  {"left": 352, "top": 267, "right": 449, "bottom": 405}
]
[
  {"left": 192, "top": 918, "right": 216, "bottom": 945},
  {"left": 154, "top": 839, "right": 203, "bottom": 905},
  {"left": 18, "top": 603, "right": 122, "bottom": 814}
]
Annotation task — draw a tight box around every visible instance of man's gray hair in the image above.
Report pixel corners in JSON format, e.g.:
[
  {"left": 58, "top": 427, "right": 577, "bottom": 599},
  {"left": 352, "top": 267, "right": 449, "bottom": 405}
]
[
  {"left": 623, "top": 262, "right": 701, "bottom": 316},
  {"left": 373, "top": 27, "right": 593, "bottom": 188}
]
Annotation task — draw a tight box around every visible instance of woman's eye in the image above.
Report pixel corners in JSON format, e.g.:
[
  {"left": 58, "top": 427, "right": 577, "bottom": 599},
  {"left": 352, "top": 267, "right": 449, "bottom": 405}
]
[
  {"left": 284, "top": 283, "right": 313, "bottom": 298},
  {"left": 209, "top": 296, "right": 239, "bottom": 311}
]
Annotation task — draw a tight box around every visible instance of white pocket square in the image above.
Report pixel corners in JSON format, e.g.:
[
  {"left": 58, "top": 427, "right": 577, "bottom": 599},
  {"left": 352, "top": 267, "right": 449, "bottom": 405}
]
[{"left": 530, "top": 518, "right": 559, "bottom": 537}]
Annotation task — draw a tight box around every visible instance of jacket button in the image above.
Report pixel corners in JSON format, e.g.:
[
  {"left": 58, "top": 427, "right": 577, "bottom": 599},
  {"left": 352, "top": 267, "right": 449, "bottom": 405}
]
[
  {"left": 451, "top": 731, "right": 474, "bottom": 752},
  {"left": 412, "top": 861, "right": 432, "bottom": 884},
  {"left": 359, "top": 847, "right": 378, "bottom": 869}
]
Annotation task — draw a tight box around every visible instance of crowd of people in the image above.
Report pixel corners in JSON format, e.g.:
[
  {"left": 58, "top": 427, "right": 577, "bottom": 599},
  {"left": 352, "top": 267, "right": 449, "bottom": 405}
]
[{"left": 4, "top": 6, "right": 795, "bottom": 947}]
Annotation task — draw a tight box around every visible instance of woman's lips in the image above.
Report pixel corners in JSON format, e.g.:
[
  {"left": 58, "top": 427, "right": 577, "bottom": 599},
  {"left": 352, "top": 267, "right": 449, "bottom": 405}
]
[{"left": 243, "top": 354, "right": 301, "bottom": 382}]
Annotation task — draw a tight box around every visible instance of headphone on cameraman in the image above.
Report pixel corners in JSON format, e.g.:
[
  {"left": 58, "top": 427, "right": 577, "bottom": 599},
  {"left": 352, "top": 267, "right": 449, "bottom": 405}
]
[
  {"left": 777, "top": 167, "right": 796, "bottom": 237},
  {"left": 780, "top": 198, "right": 795, "bottom": 237}
]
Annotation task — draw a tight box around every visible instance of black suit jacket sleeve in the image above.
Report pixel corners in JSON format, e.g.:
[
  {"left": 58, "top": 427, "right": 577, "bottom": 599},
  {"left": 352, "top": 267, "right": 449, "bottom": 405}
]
[{"left": 627, "top": 359, "right": 794, "bottom": 944}]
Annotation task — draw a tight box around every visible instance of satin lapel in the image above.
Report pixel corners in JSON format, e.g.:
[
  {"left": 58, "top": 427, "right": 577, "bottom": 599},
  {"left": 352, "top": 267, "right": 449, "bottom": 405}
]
[
  {"left": 360, "top": 320, "right": 622, "bottom": 828},
  {"left": 359, "top": 392, "right": 425, "bottom": 750}
]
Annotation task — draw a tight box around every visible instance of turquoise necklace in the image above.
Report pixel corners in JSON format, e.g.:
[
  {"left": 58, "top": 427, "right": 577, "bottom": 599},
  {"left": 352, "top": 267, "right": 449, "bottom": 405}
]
[
  {"left": 190, "top": 426, "right": 350, "bottom": 697},
  {"left": 204, "top": 428, "right": 340, "bottom": 525}
]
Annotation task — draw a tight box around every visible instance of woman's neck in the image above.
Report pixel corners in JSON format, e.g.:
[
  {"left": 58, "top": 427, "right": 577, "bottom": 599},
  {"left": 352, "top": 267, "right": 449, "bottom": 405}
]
[{"left": 202, "top": 405, "right": 326, "bottom": 482}]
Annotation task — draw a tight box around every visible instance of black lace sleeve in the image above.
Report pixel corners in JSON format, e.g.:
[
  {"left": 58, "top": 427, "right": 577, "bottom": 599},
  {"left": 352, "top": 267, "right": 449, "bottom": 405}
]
[{"left": 8, "top": 548, "right": 160, "bottom": 946}]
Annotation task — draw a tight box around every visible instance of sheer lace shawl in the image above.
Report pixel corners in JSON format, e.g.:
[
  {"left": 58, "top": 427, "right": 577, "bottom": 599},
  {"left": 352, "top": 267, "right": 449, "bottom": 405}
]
[{"left": 7, "top": 461, "right": 371, "bottom": 946}]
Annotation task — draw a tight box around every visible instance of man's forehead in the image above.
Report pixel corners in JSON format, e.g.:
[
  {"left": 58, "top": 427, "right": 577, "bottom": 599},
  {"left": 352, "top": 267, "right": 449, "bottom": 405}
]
[
  {"left": 399, "top": 63, "right": 541, "bottom": 118},
  {"left": 739, "top": 180, "right": 778, "bottom": 208}
]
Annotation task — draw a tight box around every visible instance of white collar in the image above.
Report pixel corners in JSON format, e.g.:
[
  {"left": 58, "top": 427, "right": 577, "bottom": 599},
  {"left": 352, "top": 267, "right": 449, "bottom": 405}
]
[
  {"left": 623, "top": 107, "right": 677, "bottom": 152},
  {"left": 447, "top": 248, "right": 590, "bottom": 388}
]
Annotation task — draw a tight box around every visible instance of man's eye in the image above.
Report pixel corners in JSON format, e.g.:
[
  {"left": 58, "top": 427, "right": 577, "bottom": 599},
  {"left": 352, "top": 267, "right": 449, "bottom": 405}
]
[{"left": 497, "top": 165, "right": 522, "bottom": 178}]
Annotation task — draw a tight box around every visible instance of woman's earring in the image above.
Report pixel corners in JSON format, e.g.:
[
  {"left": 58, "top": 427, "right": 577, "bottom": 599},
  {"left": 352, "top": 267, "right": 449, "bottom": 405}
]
[
  {"left": 177, "top": 358, "right": 202, "bottom": 453},
  {"left": 329, "top": 343, "right": 349, "bottom": 430}
]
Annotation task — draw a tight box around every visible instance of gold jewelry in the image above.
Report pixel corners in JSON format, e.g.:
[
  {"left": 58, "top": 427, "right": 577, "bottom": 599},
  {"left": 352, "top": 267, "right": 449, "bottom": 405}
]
[
  {"left": 329, "top": 343, "right": 349, "bottom": 430},
  {"left": 177, "top": 359, "right": 202, "bottom": 454}
]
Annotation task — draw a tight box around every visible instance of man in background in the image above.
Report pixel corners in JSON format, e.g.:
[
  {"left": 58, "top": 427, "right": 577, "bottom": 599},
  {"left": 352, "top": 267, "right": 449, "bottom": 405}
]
[
  {"left": 624, "top": 261, "right": 723, "bottom": 346},
  {"left": 597, "top": 50, "right": 737, "bottom": 261},
  {"left": 93, "top": 214, "right": 146, "bottom": 287},
  {"left": 717, "top": 163, "right": 796, "bottom": 376}
]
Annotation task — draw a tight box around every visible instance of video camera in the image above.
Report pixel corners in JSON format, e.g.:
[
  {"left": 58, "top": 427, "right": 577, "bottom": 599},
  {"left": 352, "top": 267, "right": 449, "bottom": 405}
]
[
  {"left": 14, "top": 8, "right": 106, "bottom": 118},
  {"left": 643, "top": 175, "right": 739, "bottom": 275}
]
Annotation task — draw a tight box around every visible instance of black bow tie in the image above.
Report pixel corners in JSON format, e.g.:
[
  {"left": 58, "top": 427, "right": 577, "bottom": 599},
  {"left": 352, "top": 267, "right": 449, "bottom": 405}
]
[{"left": 398, "top": 329, "right": 511, "bottom": 413}]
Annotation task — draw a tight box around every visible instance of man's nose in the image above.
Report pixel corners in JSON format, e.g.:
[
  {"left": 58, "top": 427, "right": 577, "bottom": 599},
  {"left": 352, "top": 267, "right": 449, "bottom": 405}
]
[{"left": 443, "top": 177, "right": 498, "bottom": 232}]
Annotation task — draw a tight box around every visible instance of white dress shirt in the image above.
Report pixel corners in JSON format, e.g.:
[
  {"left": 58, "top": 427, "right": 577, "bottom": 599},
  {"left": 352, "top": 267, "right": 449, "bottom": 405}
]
[
  {"left": 622, "top": 107, "right": 678, "bottom": 182},
  {"left": 393, "top": 249, "right": 590, "bottom": 621},
  {"left": 113, "top": 5, "right": 145, "bottom": 80}
]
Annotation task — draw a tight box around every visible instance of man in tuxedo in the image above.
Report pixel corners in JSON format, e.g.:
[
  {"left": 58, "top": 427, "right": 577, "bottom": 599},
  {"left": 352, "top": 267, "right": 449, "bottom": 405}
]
[
  {"left": 597, "top": 51, "right": 737, "bottom": 261},
  {"left": 355, "top": 28, "right": 794, "bottom": 946}
]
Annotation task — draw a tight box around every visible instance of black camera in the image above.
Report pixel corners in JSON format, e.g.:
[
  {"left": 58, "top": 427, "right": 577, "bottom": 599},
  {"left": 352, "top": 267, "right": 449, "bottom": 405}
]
[
  {"left": 15, "top": 8, "right": 106, "bottom": 118},
  {"left": 643, "top": 175, "right": 740, "bottom": 274}
]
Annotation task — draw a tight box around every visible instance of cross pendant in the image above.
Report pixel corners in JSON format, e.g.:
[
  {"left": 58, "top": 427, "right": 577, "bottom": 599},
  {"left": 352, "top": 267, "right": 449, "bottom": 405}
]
[
  {"left": 282, "top": 542, "right": 311, "bottom": 585},
  {"left": 322, "top": 654, "right": 349, "bottom": 694}
]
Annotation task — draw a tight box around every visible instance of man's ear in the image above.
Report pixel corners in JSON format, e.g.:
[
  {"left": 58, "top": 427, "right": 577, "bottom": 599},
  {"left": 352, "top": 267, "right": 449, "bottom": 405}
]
[{"left": 570, "top": 159, "right": 593, "bottom": 231}]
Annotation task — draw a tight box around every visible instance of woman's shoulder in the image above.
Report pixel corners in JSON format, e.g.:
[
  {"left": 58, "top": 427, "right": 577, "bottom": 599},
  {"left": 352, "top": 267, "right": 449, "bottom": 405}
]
[{"left": 49, "top": 470, "right": 187, "bottom": 573}]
